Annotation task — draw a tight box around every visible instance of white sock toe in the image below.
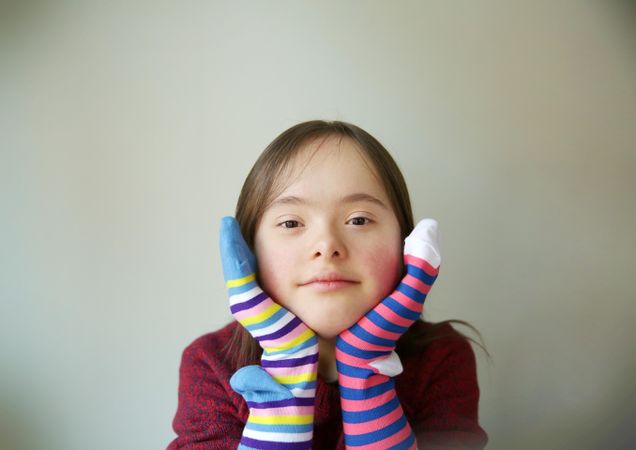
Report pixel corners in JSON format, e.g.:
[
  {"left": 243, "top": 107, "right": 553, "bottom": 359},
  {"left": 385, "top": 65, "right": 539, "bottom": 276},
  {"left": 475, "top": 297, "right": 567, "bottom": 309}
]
[{"left": 404, "top": 218, "right": 441, "bottom": 268}]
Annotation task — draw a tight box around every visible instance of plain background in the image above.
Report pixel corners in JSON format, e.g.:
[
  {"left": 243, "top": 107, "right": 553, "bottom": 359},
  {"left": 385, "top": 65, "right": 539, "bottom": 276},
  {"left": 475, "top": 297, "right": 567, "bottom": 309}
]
[{"left": 2, "top": 1, "right": 635, "bottom": 449}]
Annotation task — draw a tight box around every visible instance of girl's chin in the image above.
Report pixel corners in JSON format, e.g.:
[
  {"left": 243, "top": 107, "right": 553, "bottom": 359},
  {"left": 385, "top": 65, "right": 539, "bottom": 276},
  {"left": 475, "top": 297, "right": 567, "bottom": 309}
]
[
  {"left": 292, "top": 307, "right": 370, "bottom": 338},
  {"left": 314, "top": 330, "right": 341, "bottom": 340},
  {"left": 306, "top": 321, "right": 356, "bottom": 340}
]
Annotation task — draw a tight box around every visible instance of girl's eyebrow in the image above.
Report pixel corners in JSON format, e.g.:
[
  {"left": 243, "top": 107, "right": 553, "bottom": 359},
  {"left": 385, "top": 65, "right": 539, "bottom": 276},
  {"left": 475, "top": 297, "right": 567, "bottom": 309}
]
[
  {"left": 270, "top": 193, "right": 388, "bottom": 210},
  {"left": 341, "top": 193, "right": 388, "bottom": 210}
]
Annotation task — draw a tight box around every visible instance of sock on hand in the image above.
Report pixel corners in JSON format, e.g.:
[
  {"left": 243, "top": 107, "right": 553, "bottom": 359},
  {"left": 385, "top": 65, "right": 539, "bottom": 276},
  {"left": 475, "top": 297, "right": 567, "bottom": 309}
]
[
  {"left": 221, "top": 216, "right": 319, "bottom": 450},
  {"left": 336, "top": 218, "right": 441, "bottom": 449}
]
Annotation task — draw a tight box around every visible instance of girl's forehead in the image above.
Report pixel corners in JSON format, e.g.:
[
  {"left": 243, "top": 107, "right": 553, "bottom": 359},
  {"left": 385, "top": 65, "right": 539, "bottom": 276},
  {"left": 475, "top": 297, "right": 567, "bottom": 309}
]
[
  {"left": 286, "top": 136, "right": 377, "bottom": 179},
  {"left": 276, "top": 137, "right": 387, "bottom": 199}
]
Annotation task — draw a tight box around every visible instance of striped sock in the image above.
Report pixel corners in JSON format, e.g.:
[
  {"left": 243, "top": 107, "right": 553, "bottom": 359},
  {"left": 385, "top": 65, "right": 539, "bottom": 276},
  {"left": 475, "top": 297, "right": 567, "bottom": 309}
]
[
  {"left": 221, "top": 217, "right": 318, "bottom": 450},
  {"left": 335, "top": 218, "right": 441, "bottom": 449}
]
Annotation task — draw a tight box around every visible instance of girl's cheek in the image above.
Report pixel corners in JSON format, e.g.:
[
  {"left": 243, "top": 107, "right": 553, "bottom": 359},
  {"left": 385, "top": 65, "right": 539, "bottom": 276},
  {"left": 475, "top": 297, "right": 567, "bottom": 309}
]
[
  {"left": 365, "top": 242, "right": 403, "bottom": 295},
  {"left": 257, "top": 264, "right": 282, "bottom": 303},
  {"left": 256, "top": 246, "right": 293, "bottom": 301}
]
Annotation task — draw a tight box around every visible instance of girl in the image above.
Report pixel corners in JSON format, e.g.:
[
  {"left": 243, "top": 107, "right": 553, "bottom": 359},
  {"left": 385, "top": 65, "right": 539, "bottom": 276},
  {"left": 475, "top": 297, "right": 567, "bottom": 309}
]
[{"left": 168, "top": 121, "right": 488, "bottom": 449}]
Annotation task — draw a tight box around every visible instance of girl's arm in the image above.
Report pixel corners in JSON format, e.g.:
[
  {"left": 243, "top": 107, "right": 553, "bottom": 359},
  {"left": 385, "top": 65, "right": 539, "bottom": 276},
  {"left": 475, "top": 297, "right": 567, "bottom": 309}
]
[
  {"left": 336, "top": 218, "right": 441, "bottom": 449},
  {"left": 168, "top": 331, "right": 244, "bottom": 449},
  {"left": 408, "top": 328, "right": 488, "bottom": 449},
  {"left": 220, "top": 217, "right": 318, "bottom": 449}
]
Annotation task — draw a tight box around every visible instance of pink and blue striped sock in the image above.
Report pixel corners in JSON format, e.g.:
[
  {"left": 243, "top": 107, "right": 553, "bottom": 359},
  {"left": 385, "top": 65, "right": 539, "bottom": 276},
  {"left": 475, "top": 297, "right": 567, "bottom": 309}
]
[
  {"left": 221, "top": 217, "right": 318, "bottom": 450},
  {"left": 336, "top": 218, "right": 441, "bottom": 449}
]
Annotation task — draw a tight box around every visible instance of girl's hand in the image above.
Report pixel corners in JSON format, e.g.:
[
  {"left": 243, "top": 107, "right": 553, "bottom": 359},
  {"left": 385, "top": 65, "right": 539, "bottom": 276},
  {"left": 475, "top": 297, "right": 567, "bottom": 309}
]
[
  {"left": 220, "top": 216, "right": 318, "bottom": 363},
  {"left": 220, "top": 216, "right": 318, "bottom": 449},
  {"left": 335, "top": 218, "right": 441, "bottom": 449}
]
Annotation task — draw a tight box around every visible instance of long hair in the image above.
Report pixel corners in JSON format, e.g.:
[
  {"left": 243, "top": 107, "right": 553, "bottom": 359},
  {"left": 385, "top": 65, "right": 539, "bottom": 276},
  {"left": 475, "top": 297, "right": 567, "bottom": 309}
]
[{"left": 224, "top": 120, "right": 487, "bottom": 369}]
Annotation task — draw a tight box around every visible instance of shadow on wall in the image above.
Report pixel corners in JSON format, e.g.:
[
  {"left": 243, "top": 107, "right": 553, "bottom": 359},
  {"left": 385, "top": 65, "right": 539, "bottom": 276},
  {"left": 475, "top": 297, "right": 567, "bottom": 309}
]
[
  {"left": 0, "top": 387, "right": 64, "bottom": 450},
  {"left": 583, "top": 368, "right": 636, "bottom": 450}
]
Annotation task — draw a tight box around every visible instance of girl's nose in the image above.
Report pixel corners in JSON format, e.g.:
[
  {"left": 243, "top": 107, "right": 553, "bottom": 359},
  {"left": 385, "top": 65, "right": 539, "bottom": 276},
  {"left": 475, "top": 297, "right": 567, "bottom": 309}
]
[{"left": 312, "top": 227, "right": 347, "bottom": 260}]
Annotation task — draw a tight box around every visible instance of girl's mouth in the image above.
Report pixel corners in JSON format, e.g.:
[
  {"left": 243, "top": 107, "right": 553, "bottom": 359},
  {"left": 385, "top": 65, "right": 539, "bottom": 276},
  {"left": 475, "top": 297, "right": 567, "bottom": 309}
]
[
  {"left": 300, "top": 273, "right": 359, "bottom": 292},
  {"left": 302, "top": 280, "right": 358, "bottom": 292}
]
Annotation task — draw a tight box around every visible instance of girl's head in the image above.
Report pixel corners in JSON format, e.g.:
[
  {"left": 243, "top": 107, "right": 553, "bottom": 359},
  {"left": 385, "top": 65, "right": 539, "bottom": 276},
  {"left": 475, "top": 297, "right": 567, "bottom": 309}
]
[{"left": 235, "top": 120, "right": 414, "bottom": 339}]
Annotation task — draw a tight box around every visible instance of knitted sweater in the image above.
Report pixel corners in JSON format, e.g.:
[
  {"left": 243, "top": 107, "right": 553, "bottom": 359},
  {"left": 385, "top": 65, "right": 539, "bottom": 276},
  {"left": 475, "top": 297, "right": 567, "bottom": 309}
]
[{"left": 167, "top": 321, "right": 488, "bottom": 449}]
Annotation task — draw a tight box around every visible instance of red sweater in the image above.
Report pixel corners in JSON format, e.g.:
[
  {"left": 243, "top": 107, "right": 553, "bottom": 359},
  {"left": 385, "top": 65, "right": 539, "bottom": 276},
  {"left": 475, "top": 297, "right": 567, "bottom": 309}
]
[{"left": 168, "top": 321, "right": 488, "bottom": 449}]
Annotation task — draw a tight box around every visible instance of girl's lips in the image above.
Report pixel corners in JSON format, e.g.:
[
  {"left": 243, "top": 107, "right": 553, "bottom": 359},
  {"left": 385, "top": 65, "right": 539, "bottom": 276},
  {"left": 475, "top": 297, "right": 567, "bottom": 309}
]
[{"left": 301, "top": 279, "right": 359, "bottom": 292}]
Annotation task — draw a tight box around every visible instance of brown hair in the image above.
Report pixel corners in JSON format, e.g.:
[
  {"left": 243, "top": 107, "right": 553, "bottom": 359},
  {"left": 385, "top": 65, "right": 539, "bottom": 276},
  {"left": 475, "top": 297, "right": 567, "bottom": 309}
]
[{"left": 224, "top": 120, "right": 487, "bottom": 369}]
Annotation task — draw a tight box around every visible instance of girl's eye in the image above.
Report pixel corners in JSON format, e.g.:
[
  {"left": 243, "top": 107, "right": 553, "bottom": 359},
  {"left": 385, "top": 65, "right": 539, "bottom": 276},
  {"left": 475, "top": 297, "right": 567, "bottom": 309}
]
[
  {"left": 348, "top": 217, "right": 370, "bottom": 226},
  {"left": 279, "top": 220, "right": 300, "bottom": 229}
]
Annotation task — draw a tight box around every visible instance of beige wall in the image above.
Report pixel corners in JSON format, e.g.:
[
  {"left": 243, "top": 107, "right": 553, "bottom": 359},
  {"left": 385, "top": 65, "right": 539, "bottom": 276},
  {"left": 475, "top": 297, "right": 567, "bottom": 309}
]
[{"left": 2, "top": 2, "right": 635, "bottom": 449}]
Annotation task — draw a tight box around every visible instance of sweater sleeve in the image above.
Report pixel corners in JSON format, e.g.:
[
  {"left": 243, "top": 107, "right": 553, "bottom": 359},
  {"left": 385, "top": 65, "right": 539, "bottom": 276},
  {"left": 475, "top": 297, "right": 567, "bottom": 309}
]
[
  {"left": 406, "top": 332, "right": 488, "bottom": 450},
  {"left": 167, "top": 336, "right": 245, "bottom": 450}
]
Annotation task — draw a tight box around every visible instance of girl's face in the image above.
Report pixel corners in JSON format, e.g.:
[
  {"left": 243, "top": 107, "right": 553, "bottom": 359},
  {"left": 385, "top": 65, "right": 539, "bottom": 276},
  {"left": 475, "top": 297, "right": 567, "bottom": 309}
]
[{"left": 254, "top": 136, "right": 403, "bottom": 339}]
